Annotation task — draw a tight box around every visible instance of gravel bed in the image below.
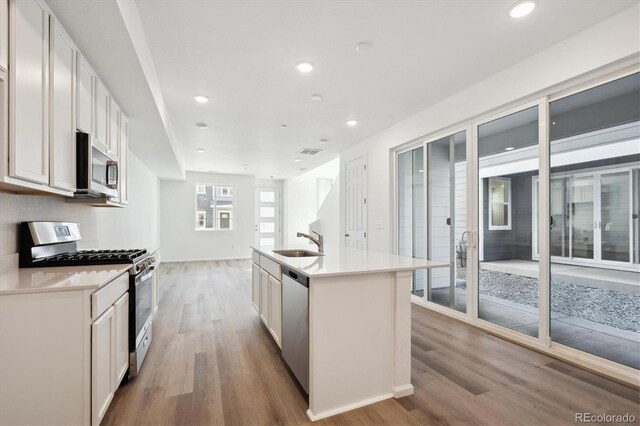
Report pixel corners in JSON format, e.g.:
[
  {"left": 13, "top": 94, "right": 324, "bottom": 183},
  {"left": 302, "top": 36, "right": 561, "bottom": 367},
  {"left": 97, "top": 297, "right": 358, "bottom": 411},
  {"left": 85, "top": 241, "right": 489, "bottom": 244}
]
[{"left": 455, "top": 268, "right": 640, "bottom": 333}]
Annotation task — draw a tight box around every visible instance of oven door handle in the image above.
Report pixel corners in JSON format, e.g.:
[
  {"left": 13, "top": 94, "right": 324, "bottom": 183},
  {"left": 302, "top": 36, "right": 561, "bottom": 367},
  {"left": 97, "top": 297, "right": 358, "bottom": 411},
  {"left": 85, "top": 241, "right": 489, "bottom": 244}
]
[{"left": 135, "top": 269, "right": 153, "bottom": 285}]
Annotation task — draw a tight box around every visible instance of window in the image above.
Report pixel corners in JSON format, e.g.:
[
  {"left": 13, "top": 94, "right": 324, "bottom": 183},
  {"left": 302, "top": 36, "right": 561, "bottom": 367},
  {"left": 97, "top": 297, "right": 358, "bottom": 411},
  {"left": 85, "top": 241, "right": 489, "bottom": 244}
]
[
  {"left": 195, "top": 184, "right": 234, "bottom": 230},
  {"left": 488, "top": 177, "right": 511, "bottom": 230},
  {"left": 196, "top": 211, "right": 206, "bottom": 229}
]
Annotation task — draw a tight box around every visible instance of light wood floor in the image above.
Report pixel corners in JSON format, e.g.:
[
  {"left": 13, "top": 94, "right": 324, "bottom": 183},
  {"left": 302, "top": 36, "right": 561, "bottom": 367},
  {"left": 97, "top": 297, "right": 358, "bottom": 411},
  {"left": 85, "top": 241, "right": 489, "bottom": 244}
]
[{"left": 102, "top": 260, "right": 640, "bottom": 426}]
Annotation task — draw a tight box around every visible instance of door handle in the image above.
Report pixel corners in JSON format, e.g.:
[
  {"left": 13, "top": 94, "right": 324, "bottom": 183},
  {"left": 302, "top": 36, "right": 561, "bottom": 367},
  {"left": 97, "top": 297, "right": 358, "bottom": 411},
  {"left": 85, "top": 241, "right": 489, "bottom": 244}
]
[{"left": 344, "top": 233, "right": 350, "bottom": 237}]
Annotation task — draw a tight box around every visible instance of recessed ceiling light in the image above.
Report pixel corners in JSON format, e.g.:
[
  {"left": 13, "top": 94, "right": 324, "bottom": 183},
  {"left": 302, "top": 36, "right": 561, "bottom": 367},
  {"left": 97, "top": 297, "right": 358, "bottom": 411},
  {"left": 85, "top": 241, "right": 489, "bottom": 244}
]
[
  {"left": 194, "top": 94, "right": 210, "bottom": 104},
  {"left": 418, "top": 169, "right": 424, "bottom": 173},
  {"left": 196, "top": 148, "right": 206, "bottom": 153},
  {"left": 310, "top": 94, "right": 323, "bottom": 101},
  {"left": 195, "top": 122, "right": 208, "bottom": 129},
  {"left": 505, "top": 147, "right": 515, "bottom": 151},
  {"left": 509, "top": 0, "right": 535, "bottom": 18},
  {"left": 355, "top": 41, "right": 372, "bottom": 52},
  {"left": 346, "top": 120, "right": 358, "bottom": 127},
  {"left": 296, "top": 61, "right": 314, "bottom": 73},
  {"left": 293, "top": 157, "right": 301, "bottom": 162},
  {"left": 318, "top": 138, "right": 329, "bottom": 144}
]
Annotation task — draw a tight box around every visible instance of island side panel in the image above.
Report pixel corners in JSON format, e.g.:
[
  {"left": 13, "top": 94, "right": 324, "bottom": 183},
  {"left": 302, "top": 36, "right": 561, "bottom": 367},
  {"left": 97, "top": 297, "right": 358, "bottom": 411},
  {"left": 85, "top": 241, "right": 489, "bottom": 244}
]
[
  {"left": 308, "top": 272, "right": 399, "bottom": 420},
  {"left": 392, "top": 270, "right": 414, "bottom": 397}
]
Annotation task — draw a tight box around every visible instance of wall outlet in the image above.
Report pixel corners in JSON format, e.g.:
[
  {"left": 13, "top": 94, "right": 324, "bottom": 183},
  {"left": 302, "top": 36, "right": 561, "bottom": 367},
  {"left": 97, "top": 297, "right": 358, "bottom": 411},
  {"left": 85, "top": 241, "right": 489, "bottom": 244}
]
[{"left": 376, "top": 221, "right": 384, "bottom": 229}]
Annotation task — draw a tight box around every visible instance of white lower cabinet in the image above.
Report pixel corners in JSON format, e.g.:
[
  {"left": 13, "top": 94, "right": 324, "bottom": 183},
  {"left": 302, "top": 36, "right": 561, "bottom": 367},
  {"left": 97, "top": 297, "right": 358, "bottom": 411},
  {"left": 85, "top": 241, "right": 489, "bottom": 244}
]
[
  {"left": 0, "top": 271, "right": 131, "bottom": 425},
  {"left": 252, "top": 251, "right": 282, "bottom": 349},
  {"left": 268, "top": 275, "right": 282, "bottom": 348},
  {"left": 252, "top": 262, "right": 260, "bottom": 312},
  {"left": 92, "top": 305, "right": 115, "bottom": 426},
  {"left": 113, "top": 292, "right": 129, "bottom": 389},
  {"left": 259, "top": 268, "right": 270, "bottom": 326}
]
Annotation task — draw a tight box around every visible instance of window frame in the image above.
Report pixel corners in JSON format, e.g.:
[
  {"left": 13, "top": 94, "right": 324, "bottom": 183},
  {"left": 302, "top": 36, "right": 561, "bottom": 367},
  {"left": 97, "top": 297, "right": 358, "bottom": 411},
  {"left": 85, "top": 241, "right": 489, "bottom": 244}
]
[
  {"left": 195, "top": 183, "right": 235, "bottom": 231},
  {"left": 488, "top": 177, "right": 512, "bottom": 230}
]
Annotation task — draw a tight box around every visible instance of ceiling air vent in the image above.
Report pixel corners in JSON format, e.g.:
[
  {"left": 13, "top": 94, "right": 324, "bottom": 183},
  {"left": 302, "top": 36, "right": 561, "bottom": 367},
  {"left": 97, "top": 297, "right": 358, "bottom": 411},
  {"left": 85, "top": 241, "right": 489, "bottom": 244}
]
[{"left": 298, "top": 148, "right": 323, "bottom": 156}]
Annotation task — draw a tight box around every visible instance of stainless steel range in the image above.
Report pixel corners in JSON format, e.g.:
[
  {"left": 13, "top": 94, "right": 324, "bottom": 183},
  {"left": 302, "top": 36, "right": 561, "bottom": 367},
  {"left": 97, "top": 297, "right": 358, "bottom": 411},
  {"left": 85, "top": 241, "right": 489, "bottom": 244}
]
[{"left": 19, "top": 221, "right": 156, "bottom": 378}]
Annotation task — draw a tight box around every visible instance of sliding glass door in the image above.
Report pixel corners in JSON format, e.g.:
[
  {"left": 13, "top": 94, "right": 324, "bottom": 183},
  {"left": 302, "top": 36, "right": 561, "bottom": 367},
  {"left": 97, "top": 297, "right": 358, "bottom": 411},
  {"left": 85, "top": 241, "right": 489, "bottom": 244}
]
[
  {"left": 395, "top": 69, "right": 639, "bottom": 372},
  {"left": 425, "top": 131, "right": 467, "bottom": 313},
  {"left": 476, "top": 105, "right": 540, "bottom": 337},
  {"left": 548, "top": 72, "right": 640, "bottom": 369},
  {"left": 398, "top": 147, "right": 425, "bottom": 296}
]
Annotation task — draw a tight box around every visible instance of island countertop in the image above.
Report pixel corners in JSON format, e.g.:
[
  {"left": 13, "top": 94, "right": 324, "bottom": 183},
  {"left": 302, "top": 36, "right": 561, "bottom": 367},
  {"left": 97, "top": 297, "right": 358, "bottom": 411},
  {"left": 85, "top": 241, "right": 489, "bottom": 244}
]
[{"left": 250, "top": 244, "right": 449, "bottom": 278}]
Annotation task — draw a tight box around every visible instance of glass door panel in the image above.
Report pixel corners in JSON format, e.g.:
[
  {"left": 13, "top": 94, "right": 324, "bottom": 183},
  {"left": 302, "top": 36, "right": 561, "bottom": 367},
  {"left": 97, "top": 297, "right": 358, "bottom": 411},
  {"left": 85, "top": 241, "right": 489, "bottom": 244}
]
[
  {"left": 255, "top": 188, "right": 280, "bottom": 247},
  {"left": 477, "top": 105, "right": 539, "bottom": 337},
  {"left": 550, "top": 177, "right": 570, "bottom": 257},
  {"left": 397, "top": 147, "right": 425, "bottom": 296},
  {"left": 570, "top": 176, "right": 595, "bottom": 260},
  {"left": 426, "top": 131, "right": 467, "bottom": 313},
  {"left": 549, "top": 72, "right": 639, "bottom": 369},
  {"left": 600, "top": 172, "right": 630, "bottom": 262}
]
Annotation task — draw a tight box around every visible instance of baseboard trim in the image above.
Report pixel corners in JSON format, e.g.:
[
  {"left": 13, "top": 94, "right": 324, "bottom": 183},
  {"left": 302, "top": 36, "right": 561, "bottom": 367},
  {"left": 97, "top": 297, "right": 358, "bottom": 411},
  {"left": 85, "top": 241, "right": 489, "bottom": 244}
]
[
  {"left": 160, "top": 256, "right": 251, "bottom": 263},
  {"left": 306, "top": 393, "right": 394, "bottom": 422},
  {"left": 392, "top": 384, "right": 414, "bottom": 398}
]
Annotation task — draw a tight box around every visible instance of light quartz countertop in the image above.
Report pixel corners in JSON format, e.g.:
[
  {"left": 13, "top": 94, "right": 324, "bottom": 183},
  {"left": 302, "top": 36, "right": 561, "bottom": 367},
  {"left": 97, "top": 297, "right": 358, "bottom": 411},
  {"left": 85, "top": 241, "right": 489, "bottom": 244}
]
[
  {"left": 251, "top": 244, "right": 449, "bottom": 278},
  {"left": 0, "top": 261, "right": 131, "bottom": 296},
  {"left": 0, "top": 247, "right": 159, "bottom": 296}
]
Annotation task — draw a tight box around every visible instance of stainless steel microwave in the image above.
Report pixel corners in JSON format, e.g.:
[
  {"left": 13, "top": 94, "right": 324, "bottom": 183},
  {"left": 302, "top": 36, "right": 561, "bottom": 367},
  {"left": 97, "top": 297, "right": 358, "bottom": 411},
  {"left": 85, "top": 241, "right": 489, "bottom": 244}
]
[{"left": 74, "top": 132, "right": 118, "bottom": 198}]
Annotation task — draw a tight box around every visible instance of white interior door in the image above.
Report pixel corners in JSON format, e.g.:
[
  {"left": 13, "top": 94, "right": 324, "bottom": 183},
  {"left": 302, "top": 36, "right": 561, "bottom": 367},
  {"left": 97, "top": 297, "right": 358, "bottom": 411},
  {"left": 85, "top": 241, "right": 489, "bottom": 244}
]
[
  {"left": 255, "top": 187, "right": 281, "bottom": 247},
  {"left": 345, "top": 156, "right": 367, "bottom": 248}
]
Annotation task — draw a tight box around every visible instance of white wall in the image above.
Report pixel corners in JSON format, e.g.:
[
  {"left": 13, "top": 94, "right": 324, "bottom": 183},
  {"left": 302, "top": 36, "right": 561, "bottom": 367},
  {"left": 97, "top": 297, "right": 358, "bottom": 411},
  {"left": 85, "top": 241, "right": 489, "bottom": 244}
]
[
  {"left": 159, "top": 171, "right": 255, "bottom": 261},
  {"left": 0, "top": 152, "right": 160, "bottom": 255},
  {"left": 339, "top": 5, "right": 640, "bottom": 255},
  {"left": 283, "top": 158, "right": 340, "bottom": 247}
]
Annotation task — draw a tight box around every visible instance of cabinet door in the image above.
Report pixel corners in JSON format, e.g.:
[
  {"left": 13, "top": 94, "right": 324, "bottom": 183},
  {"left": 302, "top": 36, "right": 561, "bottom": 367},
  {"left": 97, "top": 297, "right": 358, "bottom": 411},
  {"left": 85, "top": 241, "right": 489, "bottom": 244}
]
[
  {"left": 113, "top": 293, "right": 129, "bottom": 389},
  {"left": 269, "top": 276, "right": 282, "bottom": 348},
  {"left": 109, "top": 99, "right": 120, "bottom": 156},
  {"left": 252, "top": 262, "right": 260, "bottom": 312},
  {"left": 94, "top": 78, "right": 109, "bottom": 150},
  {"left": 259, "top": 268, "right": 270, "bottom": 326},
  {"left": 119, "top": 114, "right": 129, "bottom": 204},
  {"left": 9, "top": 0, "right": 49, "bottom": 184},
  {"left": 91, "top": 306, "right": 115, "bottom": 426},
  {"left": 49, "top": 17, "right": 75, "bottom": 191},
  {"left": 76, "top": 54, "right": 93, "bottom": 133},
  {"left": 0, "top": 0, "right": 7, "bottom": 71}
]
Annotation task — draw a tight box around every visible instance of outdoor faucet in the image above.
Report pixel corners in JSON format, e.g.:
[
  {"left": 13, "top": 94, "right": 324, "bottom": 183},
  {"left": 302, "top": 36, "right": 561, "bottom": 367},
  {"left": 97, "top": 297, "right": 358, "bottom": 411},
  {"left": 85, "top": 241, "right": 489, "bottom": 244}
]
[{"left": 297, "top": 231, "right": 324, "bottom": 253}]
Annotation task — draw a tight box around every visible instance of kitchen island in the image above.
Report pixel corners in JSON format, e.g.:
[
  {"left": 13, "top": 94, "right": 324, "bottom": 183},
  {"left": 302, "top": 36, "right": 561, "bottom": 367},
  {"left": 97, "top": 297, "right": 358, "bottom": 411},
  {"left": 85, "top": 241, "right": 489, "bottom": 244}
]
[{"left": 250, "top": 244, "right": 448, "bottom": 421}]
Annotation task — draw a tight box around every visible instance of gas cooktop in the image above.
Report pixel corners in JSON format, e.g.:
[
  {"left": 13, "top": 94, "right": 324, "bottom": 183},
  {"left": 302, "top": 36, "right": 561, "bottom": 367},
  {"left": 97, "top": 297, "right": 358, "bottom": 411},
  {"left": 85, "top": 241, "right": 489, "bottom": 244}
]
[{"left": 34, "top": 249, "right": 148, "bottom": 266}]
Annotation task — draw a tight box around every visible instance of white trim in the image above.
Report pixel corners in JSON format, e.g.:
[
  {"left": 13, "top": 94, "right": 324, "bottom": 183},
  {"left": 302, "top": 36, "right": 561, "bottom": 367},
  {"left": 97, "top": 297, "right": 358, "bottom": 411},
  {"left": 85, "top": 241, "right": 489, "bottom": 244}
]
[
  {"left": 538, "top": 97, "right": 551, "bottom": 347},
  {"left": 306, "top": 393, "right": 394, "bottom": 422}
]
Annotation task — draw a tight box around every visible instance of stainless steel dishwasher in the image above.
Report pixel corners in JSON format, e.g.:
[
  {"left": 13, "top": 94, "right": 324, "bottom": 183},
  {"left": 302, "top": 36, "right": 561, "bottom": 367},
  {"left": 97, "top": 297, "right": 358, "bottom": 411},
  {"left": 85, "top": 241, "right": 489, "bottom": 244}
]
[{"left": 281, "top": 266, "right": 309, "bottom": 394}]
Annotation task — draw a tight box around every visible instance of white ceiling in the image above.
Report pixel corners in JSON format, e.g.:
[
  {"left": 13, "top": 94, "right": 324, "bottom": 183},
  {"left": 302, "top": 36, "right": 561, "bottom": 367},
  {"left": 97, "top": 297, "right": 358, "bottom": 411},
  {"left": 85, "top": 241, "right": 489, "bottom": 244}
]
[{"left": 49, "top": 0, "right": 637, "bottom": 180}]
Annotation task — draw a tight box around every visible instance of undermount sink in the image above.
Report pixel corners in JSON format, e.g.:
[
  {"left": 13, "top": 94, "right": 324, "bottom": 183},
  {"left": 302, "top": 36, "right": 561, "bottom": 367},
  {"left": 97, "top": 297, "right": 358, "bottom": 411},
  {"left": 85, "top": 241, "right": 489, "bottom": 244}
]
[{"left": 273, "top": 249, "right": 324, "bottom": 257}]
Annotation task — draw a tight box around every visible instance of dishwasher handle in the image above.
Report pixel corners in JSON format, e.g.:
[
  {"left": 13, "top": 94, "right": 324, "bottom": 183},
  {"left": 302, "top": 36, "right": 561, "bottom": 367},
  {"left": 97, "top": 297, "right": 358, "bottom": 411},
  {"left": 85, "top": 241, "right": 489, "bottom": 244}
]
[{"left": 282, "top": 266, "right": 309, "bottom": 288}]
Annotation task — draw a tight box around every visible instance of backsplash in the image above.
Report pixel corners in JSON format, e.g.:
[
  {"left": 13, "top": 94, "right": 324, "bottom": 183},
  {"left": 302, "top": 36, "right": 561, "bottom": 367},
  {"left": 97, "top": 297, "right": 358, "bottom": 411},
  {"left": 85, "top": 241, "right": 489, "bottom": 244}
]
[{"left": 0, "top": 152, "right": 160, "bottom": 257}]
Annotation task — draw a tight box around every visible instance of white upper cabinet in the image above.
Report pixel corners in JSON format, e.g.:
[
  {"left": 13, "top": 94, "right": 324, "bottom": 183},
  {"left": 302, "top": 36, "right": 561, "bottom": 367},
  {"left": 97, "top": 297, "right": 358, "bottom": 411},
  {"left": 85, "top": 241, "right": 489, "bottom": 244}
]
[
  {"left": 76, "top": 54, "right": 94, "bottom": 134},
  {"left": 0, "top": 0, "right": 7, "bottom": 71},
  {"left": 109, "top": 98, "right": 120, "bottom": 157},
  {"left": 49, "top": 17, "right": 75, "bottom": 192},
  {"left": 119, "top": 113, "right": 129, "bottom": 205},
  {"left": 9, "top": 0, "right": 50, "bottom": 184},
  {"left": 94, "top": 78, "right": 109, "bottom": 150}
]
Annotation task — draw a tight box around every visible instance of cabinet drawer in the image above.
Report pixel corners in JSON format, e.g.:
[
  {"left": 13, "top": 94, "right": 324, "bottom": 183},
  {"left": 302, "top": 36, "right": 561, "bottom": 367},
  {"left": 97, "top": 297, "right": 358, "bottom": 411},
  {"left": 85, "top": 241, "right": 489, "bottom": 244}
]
[
  {"left": 92, "top": 272, "right": 128, "bottom": 320},
  {"left": 259, "top": 255, "right": 281, "bottom": 280},
  {"left": 252, "top": 250, "right": 260, "bottom": 264}
]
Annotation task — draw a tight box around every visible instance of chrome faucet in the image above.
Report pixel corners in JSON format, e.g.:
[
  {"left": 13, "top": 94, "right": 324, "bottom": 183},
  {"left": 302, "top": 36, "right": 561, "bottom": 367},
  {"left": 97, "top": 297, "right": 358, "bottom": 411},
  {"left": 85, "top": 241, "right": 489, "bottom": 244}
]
[{"left": 297, "top": 231, "right": 324, "bottom": 253}]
